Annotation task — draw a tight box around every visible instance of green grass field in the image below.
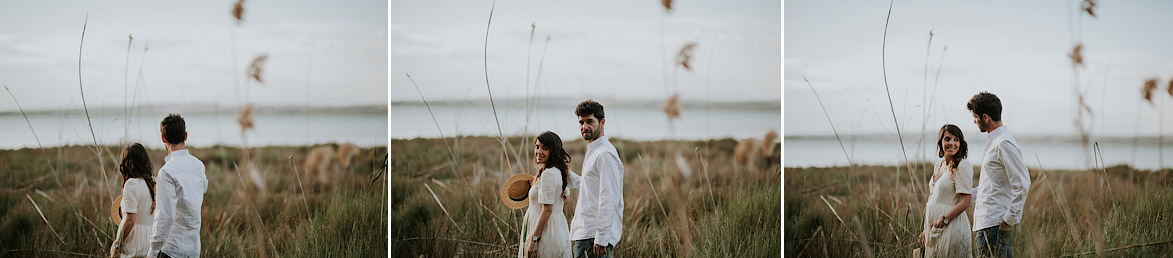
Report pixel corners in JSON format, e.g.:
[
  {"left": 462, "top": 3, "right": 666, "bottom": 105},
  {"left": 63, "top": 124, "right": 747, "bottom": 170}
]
[
  {"left": 784, "top": 164, "right": 1173, "bottom": 257},
  {"left": 1, "top": 144, "right": 387, "bottom": 257},
  {"left": 390, "top": 136, "right": 781, "bottom": 257}
]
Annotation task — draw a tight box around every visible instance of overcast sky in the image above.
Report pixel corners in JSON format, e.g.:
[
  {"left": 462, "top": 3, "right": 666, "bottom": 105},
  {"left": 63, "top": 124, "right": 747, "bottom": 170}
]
[
  {"left": 785, "top": 0, "right": 1173, "bottom": 137},
  {"left": 390, "top": 0, "right": 781, "bottom": 103},
  {"left": 0, "top": 0, "right": 387, "bottom": 112}
]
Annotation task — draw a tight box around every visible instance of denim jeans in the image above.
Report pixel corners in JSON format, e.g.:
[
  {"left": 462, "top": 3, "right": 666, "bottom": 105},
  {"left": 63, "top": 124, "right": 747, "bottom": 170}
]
[
  {"left": 975, "top": 225, "right": 1015, "bottom": 258},
  {"left": 573, "top": 239, "right": 614, "bottom": 258}
]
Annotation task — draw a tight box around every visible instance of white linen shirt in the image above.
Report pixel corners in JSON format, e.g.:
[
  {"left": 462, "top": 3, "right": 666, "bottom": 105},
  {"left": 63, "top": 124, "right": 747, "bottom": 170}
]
[
  {"left": 568, "top": 136, "right": 625, "bottom": 247},
  {"left": 149, "top": 149, "right": 207, "bottom": 258},
  {"left": 972, "top": 126, "right": 1031, "bottom": 231}
]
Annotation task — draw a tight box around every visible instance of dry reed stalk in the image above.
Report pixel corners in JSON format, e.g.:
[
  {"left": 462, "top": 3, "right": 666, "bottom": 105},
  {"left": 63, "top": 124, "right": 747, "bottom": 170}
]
[
  {"left": 4, "top": 86, "right": 61, "bottom": 186},
  {"left": 288, "top": 155, "right": 312, "bottom": 222},
  {"left": 819, "top": 195, "right": 845, "bottom": 226},
  {"left": 232, "top": 0, "right": 245, "bottom": 24},
  {"left": 423, "top": 182, "right": 464, "bottom": 233},
  {"left": 879, "top": 0, "right": 921, "bottom": 200},
  {"left": 1058, "top": 240, "right": 1173, "bottom": 257},
  {"left": 248, "top": 54, "right": 269, "bottom": 83},
  {"left": 915, "top": 31, "right": 933, "bottom": 177},
  {"left": 675, "top": 42, "right": 697, "bottom": 71},
  {"left": 662, "top": 93, "right": 681, "bottom": 121},
  {"left": 406, "top": 72, "right": 459, "bottom": 175},
  {"left": 638, "top": 154, "right": 669, "bottom": 218},
  {"left": 804, "top": 77, "right": 854, "bottom": 169},
  {"left": 852, "top": 216, "right": 874, "bottom": 258},
  {"left": 123, "top": 34, "right": 133, "bottom": 144},
  {"left": 481, "top": 0, "right": 512, "bottom": 175},
  {"left": 1036, "top": 155, "right": 1079, "bottom": 242},
  {"left": 26, "top": 194, "right": 64, "bottom": 243},
  {"left": 75, "top": 15, "right": 114, "bottom": 202}
]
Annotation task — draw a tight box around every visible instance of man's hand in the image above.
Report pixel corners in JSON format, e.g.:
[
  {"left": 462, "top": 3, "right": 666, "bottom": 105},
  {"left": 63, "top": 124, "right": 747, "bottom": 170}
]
[
  {"left": 919, "top": 232, "right": 926, "bottom": 246},
  {"left": 999, "top": 220, "right": 1011, "bottom": 230},
  {"left": 592, "top": 244, "right": 606, "bottom": 256},
  {"left": 108, "top": 245, "right": 119, "bottom": 258}
]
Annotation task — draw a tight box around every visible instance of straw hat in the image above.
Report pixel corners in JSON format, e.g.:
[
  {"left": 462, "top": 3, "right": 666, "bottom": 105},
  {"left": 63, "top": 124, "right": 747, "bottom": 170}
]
[
  {"left": 110, "top": 194, "right": 123, "bottom": 224},
  {"left": 500, "top": 173, "right": 535, "bottom": 209}
]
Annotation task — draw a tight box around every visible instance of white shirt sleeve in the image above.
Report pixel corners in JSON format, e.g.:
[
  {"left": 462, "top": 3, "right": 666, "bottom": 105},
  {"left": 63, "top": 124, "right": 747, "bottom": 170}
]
[
  {"left": 537, "top": 168, "right": 562, "bottom": 205},
  {"left": 149, "top": 170, "right": 178, "bottom": 258},
  {"left": 567, "top": 169, "right": 582, "bottom": 190},
  {"left": 954, "top": 160, "right": 974, "bottom": 195},
  {"left": 999, "top": 141, "right": 1030, "bottom": 226},
  {"left": 593, "top": 153, "right": 621, "bottom": 246},
  {"left": 120, "top": 180, "right": 139, "bottom": 214}
]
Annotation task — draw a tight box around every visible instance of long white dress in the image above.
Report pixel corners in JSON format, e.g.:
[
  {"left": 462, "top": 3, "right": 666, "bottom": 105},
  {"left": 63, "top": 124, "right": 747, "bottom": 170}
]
[
  {"left": 922, "top": 159, "right": 974, "bottom": 258},
  {"left": 517, "top": 168, "right": 572, "bottom": 258},
  {"left": 117, "top": 178, "right": 154, "bottom": 258}
]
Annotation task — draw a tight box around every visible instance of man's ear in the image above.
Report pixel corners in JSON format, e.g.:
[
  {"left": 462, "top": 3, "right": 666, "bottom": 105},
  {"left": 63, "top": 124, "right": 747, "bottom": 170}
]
[
  {"left": 184, "top": 132, "right": 188, "bottom": 142},
  {"left": 599, "top": 118, "right": 605, "bottom": 126},
  {"left": 161, "top": 135, "right": 168, "bottom": 144}
]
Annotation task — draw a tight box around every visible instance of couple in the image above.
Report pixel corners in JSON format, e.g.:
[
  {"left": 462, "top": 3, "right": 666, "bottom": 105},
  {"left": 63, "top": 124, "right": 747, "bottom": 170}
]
[
  {"left": 920, "top": 92, "right": 1031, "bottom": 257},
  {"left": 504, "top": 100, "right": 625, "bottom": 258},
  {"left": 109, "top": 114, "right": 208, "bottom": 258}
]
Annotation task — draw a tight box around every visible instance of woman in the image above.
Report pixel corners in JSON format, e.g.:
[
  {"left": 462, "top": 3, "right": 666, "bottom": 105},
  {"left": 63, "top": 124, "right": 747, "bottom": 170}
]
[
  {"left": 518, "top": 131, "right": 573, "bottom": 258},
  {"left": 110, "top": 143, "right": 156, "bottom": 258},
  {"left": 920, "top": 124, "right": 974, "bottom": 257}
]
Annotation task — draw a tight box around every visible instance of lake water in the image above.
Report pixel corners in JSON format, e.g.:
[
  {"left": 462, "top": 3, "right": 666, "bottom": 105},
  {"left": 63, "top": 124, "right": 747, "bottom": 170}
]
[
  {"left": 0, "top": 109, "right": 388, "bottom": 150},
  {"left": 391, "top": 102, "right": 782, "bottom": 141},
  {"left": 785, "top": 135, "right": 1173, "bottom": 170}
]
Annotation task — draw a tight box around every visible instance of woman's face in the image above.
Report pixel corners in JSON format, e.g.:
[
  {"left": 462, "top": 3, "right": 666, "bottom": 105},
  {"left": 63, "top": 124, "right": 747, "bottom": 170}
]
[
  {"left": 941, "top": 130, "right": 960, "bottom": 158},
  {"left": 534, "top": 139, "right": 550, "bottom": 166}
]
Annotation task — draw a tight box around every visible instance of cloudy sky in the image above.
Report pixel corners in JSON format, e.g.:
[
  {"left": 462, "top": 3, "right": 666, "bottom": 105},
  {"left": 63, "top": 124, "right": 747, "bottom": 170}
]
[
  {"left": 0, "top": 0, "right": 387, "bottom": 112},
  {"left": 390, "top": 0, "right": 781, "bottom": 103},
  {"left": 785, "top": 0, "right": 1173, "bottom": 137}
]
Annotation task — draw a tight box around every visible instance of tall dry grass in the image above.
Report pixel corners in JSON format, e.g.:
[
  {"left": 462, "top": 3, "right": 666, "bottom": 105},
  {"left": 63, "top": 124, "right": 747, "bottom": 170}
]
[
  {"left": 1, "top": 145, "right": 387, "bottom": 257},
  {"left": 785, "top": 165, "right": 1173, "bottom": 257},
  {"left": 390, "top": 137, "right": 780, "bottom": 257}
]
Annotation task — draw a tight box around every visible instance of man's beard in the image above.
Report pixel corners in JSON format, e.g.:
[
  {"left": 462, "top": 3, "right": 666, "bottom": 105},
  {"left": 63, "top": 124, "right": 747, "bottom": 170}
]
[{"left": 582, "top": 130, "right": 596, "bottom": 141}]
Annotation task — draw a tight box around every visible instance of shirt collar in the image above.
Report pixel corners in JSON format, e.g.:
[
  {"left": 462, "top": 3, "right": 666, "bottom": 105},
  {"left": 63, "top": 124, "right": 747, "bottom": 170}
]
[
  {"left": 165, "top": 149, "right": 190, "bottom": 162},
  {"left": 588, "top": 135, "right": 610, "bottom": 151},
  {"left": 987, "top": 125, "right": 1007, "bottom": 141}
]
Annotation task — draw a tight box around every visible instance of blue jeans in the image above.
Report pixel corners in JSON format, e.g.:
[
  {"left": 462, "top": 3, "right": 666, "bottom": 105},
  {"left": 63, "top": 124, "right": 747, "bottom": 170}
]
[
  {"left": 573, "top": 239, "right": 614, "bottom": 258},
  {"left": 975, "top": 225, "right": 1015, "bottom": 258}
]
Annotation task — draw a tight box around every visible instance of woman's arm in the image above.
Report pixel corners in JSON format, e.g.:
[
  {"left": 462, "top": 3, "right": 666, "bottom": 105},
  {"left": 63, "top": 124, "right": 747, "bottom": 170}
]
[
  {"left": 110, "top": 213, "right": 137, "bottom": 257},
  {"left": 526, "top": 204, "right": 554, "bottom": 256},
  {"left": 932, "top": 193, "right": 971, "bottom": 228}
]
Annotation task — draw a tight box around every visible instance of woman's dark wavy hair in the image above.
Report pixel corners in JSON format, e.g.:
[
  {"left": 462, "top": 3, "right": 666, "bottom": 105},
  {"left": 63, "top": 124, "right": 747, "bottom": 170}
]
[
  {"left": 535, "top": 131, "right": 571, "bottom": 197},
  {"left": 120, "top": 143, "right": 156, "bottom": 213},
  {"left": 936, "top": 124, "right": 968, "bottom": 177}
]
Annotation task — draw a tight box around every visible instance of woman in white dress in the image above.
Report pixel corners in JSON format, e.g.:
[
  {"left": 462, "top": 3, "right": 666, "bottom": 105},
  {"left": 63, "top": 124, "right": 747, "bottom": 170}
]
[
  {"left": 518, "top": 131, "right": 573, "bottom": 258},
  {"left": 920, "top": 124, "right": 974, "bottom": 257},
  {"left": 109, "top": 143, "right": 156, "bottom": 258}
]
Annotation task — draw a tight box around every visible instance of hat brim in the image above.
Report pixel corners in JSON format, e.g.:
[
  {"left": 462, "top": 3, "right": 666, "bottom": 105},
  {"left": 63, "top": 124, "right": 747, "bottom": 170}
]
[
  {"left": 110, "top": 194, "right": 123, "bottom": 225},
  {"left": 500, "top": 173, "right": 534, "bottom": 209}
]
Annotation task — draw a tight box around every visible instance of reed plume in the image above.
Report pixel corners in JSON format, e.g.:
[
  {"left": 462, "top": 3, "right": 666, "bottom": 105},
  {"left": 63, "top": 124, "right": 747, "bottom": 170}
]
[{"left": 248, "top": 54, "right": 269, "bottom": 83}]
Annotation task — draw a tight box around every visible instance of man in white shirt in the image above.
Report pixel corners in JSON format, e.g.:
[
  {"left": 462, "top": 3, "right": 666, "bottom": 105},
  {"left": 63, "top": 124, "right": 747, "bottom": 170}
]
[
  {"left": 149, "top": 114, "right": 208, "bottom": 258},
  {"left": 967, "top": 92, "right": 1030, "bottom": 258},
  {"left": 568, "top": 100, "right": 624, "bottom": 258}
]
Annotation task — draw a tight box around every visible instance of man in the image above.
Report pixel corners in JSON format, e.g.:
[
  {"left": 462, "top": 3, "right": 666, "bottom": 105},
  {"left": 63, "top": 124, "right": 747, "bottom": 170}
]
[
  {"left": 568, "top": 100, "right": 625, "bottom": 258},
  {"left": 150, "top": 114, "right": 208, "bottom": 258},
  {"left": 968, "top": 92, "right": 1030, "bottom": 258}
]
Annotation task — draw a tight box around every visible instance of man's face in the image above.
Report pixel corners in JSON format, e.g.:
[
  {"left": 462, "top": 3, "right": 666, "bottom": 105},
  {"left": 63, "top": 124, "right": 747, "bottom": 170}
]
[
  {"left": 578, "top": 114, "right": 603, "bottom": 141},
  {"left": 972, "top": 111, "right": 988, "bottom": 132}
]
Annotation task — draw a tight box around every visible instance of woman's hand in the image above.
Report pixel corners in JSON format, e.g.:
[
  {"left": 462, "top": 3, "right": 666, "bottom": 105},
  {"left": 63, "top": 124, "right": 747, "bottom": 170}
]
[
  {"left": 919, "top": 232, "right": 925, "bottom": 246},
  {"left": 108, "top": 244, "right": 119, "bottom": 258},
  {"left": 526, "top": 239, "right": 538, "bottom": 257},
  {"left": 931, "top": 217, "right": 946, "bottom": 228}
]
